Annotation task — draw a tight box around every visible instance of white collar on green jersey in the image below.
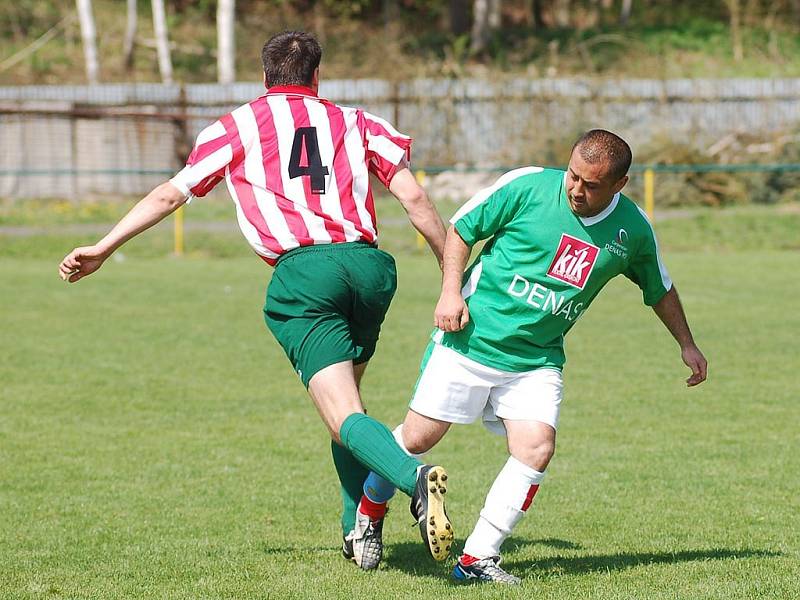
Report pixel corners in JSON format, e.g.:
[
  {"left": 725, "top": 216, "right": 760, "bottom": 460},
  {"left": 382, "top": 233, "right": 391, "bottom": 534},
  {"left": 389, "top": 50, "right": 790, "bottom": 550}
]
[
  {"left": 579, "top": 192, "right": 620, "bottom": 226},
  {"left": 562, "top": 171, "right": 621, "bottom": 226}
]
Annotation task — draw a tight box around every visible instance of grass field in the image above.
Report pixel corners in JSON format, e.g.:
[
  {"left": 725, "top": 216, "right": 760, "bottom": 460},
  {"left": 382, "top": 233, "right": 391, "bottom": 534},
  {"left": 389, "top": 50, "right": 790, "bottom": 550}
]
[{"left": 1, "top": 205, "right": 799, "bottom": 599}]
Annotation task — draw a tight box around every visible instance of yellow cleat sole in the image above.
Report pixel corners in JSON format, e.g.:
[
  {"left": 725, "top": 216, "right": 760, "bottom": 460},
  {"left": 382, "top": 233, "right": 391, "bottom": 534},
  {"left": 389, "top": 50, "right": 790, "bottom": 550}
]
[{"left": 423, "top": 466, "right": 454, "bottom": 562}]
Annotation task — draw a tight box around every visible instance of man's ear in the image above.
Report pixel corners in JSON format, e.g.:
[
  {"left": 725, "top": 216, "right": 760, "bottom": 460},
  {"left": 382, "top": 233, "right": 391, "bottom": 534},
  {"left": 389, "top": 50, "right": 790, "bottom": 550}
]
[{"left": 612, "top": 175, "right": 629, "bottom": 194}]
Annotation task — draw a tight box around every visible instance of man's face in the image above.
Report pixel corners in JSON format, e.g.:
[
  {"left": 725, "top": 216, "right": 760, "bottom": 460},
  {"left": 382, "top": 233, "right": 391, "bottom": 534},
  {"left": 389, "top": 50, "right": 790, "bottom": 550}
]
[{"left": 565, "top": 148, "right": 628, "bottom": 218}]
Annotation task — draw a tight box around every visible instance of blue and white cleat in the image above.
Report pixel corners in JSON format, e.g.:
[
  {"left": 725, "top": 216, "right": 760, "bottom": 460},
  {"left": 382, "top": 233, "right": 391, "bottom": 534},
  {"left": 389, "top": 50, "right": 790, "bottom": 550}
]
[{"left": 452, "top": 555, "right": 521, "bottom": 585}]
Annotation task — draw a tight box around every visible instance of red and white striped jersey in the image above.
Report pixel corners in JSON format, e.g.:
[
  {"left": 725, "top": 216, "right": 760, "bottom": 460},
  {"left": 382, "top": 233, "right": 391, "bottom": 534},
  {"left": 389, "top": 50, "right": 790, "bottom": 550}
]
[{"left": 170, "top": 85, "right": 412, "bottom": 265}]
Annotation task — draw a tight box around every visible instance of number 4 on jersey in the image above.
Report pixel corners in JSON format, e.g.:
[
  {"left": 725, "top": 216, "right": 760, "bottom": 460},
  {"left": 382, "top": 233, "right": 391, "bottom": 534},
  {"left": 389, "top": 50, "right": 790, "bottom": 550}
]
[{"left": 289, "top": 127, "right": 329, "bottom": 194}]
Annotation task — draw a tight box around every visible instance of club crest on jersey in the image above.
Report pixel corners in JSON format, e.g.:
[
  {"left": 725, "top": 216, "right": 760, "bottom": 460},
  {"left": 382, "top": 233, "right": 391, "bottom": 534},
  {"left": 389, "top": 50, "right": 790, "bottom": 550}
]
[
  {"left": 546, "top": 234, "right": 600, "bottom": 290},
  {"left": 605, "top": 228, "right": 629, "bottom": 259}
]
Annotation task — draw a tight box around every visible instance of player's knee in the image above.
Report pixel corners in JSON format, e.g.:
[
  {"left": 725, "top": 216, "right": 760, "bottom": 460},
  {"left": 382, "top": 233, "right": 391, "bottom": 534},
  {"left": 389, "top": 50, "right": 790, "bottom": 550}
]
[
  {"left": 532, "top": 439, "right": 555, "bottom": 469},
  {"left": 513, "top": 438, "right": 555, "bottom": 471},
  {"left": 537, "top": 439, "right": 556, "bottom": 466}
]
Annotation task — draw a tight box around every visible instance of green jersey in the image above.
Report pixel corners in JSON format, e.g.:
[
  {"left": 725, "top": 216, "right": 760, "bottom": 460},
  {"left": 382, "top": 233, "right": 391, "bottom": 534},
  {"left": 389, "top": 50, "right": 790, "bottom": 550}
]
[{"left": 434, "top": 167, "right": 672, "bottom": 372}]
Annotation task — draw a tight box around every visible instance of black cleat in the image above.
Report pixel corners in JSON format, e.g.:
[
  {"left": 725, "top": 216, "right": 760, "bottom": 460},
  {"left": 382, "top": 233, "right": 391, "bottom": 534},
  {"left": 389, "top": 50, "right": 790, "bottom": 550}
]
[{"left": 409, "top": 465, "right": 453, "bottom": 561}]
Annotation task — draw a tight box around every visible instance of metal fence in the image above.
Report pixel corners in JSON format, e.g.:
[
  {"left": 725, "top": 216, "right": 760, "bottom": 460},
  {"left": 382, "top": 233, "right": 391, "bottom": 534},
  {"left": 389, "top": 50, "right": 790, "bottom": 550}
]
[{"left": 1, "top": 78, "right": 799, "bottom": 199}]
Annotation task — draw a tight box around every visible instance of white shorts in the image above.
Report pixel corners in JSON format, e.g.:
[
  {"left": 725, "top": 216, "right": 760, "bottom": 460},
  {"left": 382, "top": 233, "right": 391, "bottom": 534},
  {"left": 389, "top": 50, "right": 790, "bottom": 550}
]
[{"left": 409, "top": 343, "right": 564, "bottom": 436}]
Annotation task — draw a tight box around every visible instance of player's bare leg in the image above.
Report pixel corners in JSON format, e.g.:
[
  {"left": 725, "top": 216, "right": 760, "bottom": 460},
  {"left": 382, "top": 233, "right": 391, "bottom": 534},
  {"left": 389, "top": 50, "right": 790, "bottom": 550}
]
[
  {"left": 455, "top": 419, "right": 555, "bottom": 584},
  {"left": 328, "top": 359, "right": 384, "bottom": 569},
  {"left": 400, "top": 409, "right": 452, "bottom": 454},
  {"left": 308, "top": 361, "right": 364, "bottom": 442},
  {"left": 353, "top": 362, "right": 368, "bottom": 390},
  {"left": 312, "top": 361, "right": 388, "bottom": 568}
]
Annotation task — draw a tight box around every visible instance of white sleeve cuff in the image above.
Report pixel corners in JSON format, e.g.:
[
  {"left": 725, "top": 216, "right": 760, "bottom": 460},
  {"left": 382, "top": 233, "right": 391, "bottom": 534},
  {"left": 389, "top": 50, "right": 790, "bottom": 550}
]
[{"left": 169, "top": 170, "right": 192, "bottom": 197}]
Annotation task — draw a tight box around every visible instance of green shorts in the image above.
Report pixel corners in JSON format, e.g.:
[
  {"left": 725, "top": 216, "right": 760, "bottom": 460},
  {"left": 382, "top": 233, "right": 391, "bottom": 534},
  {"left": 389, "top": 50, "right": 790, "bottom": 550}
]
[{"left": 264, "top": 242, "right": 397, "bottom": 388}]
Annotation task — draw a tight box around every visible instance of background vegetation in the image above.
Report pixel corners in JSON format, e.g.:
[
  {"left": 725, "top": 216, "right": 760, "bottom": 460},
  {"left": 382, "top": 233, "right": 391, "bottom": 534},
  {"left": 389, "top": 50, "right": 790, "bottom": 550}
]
[{"left": 2, "top": 0, "right": 800, "bottom": 84}]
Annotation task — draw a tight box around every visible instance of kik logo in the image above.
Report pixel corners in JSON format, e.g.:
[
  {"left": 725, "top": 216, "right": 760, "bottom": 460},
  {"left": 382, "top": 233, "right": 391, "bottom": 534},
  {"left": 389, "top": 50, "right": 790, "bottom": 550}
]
[{"left": 546, "top": 234, "right": 600, "bottom": 290}]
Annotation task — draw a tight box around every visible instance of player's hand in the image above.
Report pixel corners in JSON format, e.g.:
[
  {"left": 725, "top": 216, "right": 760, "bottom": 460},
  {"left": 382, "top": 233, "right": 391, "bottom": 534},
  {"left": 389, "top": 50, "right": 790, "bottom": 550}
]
[
  {"left": 58, "top": 245, "right": 110, "bottom": 283},
  {"left": 681, "top": 343, "right": 707, "bottom": 387},
  {"left": 434, "top": 291, "right": 469, "bottom": 332}
]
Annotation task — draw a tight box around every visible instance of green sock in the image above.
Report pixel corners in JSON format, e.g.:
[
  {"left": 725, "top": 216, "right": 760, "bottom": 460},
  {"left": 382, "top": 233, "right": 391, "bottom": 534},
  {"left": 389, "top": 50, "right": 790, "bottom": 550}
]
[
  {"left": 330, "top": 440, "right": 369, "bottom": 535},
  {"left": 339, "top": 413, "right": 421, "bottom": 496}
]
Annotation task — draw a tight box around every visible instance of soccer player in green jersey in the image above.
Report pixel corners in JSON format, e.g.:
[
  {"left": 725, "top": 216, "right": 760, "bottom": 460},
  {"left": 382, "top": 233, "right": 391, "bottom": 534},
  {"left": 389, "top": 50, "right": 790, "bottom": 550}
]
[{"left": 361, "top": 129, "right": 707, "bottom": 583}]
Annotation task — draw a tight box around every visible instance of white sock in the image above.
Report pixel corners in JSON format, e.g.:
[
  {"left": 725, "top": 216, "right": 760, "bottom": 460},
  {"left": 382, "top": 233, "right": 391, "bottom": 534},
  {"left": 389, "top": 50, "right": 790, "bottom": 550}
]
[{"left": 463, "top": 456, "right": 545, "bottom": 559}]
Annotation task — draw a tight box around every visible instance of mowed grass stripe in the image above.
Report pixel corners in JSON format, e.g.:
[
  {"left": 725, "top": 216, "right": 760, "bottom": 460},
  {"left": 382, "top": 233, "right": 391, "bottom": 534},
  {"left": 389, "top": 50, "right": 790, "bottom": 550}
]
[{"left": 1, "top": 249, "right": 798, "bottom": 599}]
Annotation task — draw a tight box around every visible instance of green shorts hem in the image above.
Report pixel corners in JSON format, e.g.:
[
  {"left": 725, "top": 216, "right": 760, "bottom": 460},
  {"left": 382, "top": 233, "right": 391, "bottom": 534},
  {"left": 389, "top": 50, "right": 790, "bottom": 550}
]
[{"left": 300, "top": 351, "right": 358, "bottom": 389}]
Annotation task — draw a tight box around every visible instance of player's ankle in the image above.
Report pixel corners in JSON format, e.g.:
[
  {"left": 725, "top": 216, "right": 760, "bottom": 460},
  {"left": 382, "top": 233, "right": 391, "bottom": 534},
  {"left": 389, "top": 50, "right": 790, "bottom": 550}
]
[
  {"left": 459, "top": 553, "right": 481, "bottom": 566},
  {"left": 358, "top": 495, "right": 388, "bottom": 520}
]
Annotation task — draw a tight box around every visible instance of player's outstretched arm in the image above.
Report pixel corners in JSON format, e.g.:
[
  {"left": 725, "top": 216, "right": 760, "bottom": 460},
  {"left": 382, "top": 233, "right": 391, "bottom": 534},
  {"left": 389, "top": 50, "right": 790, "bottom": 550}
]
[
  {"left": 58, "top": 181, "right": 188, "bottom": 283},
  {"left": 388, "top": 166, "right": 447, "bottom": 268},
  {"left": 652, "top": 286, "right": 708, "bottom": 387},
  {"left": 434, "top": 225, "right": 472, "bottom": 332}
]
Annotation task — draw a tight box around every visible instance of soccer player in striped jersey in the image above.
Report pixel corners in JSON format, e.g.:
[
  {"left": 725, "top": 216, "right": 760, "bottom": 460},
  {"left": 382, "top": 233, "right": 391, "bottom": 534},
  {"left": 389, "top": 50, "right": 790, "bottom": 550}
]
[
  {"left": 362, "top": 130, "right": 708, "bottom": 583},
  {"left": 58, "top": 30, "right": 454, "bottom": 570}
]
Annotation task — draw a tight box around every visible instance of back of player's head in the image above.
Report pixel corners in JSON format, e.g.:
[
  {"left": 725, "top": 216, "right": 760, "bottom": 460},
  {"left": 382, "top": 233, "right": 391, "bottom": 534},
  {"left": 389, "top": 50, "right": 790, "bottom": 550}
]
[
  {"left": 262, "top": 31, "right": 322, "bottom": 88},
  {"left": 572, "top": 129, "right": 632, "bottom": 182}
]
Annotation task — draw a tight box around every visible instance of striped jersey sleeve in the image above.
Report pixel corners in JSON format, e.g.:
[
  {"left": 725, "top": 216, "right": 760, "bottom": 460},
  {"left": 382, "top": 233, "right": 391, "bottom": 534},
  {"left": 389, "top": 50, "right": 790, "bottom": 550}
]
[
  {"left": 170, "top": 119, "right": 234, "bottom": 197},
  {"left": 359, "top": 111, "right": 412, "bottom": 187}
]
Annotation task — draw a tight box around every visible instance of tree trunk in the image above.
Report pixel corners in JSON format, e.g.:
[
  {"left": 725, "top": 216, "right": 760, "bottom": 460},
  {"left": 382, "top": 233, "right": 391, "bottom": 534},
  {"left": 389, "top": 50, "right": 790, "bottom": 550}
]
[
  {"left": 726, "top": 0, "right": 744, "bottom": 61},
  {"left": 217, "top": 0, "right": 235, "bottom": 83},
  {"left": 151, "top": 0, "right": 173, "bottom": 84},
  {"left": 382, "top": 0, "right": 400, "bottom": 32},
  {"left": 531, "top": 0, "right": 545, "bottom": 28},
  {"left": 449, "top": 0, "right": 470, "bottom": 35},
  {"left": 554, "top": 0, "right": 571, "bottom": 28},
  {"left": 743, "top": 0, "right": 759, "bottom": 27},
  {"left": 620, "top": 0, "right": 633, "bottom": 25},
  {"left": 76, "top": 0, "right": 100, "bottom": 84},
  {"left": 470, "top": 0, "right": 501, "bottom": 54},
  {"left": 470, "top": 0, "right": 489, "bottom": 54},
  {"left": 123, "top": 0, "right": 137, "bottom": 71},
  {"left": 488, "top": 0, "right": 501, "bottom": 30}
]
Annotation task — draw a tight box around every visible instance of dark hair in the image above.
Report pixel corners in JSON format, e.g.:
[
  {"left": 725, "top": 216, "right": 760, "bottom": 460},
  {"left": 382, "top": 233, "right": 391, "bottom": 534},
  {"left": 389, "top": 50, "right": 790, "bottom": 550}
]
[
  {"left": 261, "top": 31, "right": 322, "bottom": 87},
  {"left": 571, "top": 129, "right": 632, "bottom": 182}
]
